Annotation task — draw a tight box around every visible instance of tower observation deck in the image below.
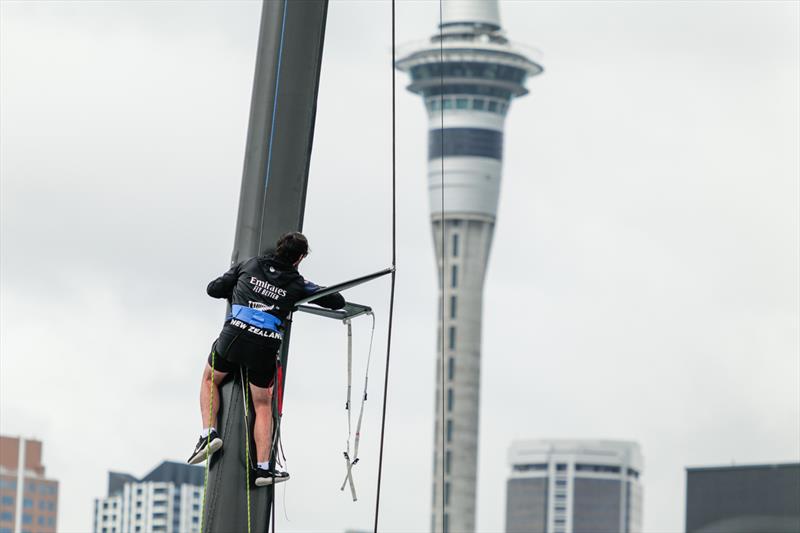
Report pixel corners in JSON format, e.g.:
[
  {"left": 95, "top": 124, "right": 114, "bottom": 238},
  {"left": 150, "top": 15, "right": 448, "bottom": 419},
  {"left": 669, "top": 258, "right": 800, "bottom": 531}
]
[{"left": 396, "top": 2, "right": 542, "bottom": 531}]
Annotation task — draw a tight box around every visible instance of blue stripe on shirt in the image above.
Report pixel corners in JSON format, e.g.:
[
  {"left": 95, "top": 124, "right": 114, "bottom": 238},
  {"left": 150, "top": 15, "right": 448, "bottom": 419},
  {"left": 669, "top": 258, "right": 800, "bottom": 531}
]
[{"left": 230, "top": 304, "right": 282, "bottom": 331}]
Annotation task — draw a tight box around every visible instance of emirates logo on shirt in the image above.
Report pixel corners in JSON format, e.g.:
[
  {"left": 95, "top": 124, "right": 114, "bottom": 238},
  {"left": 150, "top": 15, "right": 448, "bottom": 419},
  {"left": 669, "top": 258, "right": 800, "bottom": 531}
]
[{"left": 249, "top": 276, "right": 287, "bottom": 299}]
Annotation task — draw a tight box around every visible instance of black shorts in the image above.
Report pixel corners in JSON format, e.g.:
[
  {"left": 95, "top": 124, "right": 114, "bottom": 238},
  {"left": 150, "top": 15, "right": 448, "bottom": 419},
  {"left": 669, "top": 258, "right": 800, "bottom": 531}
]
[{"left": 207, "top": 324, "right": 281, "bottom": 388}]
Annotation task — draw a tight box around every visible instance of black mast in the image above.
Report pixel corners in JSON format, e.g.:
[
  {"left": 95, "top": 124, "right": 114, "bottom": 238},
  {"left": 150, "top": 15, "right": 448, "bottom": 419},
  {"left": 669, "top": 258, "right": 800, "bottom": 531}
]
[{"left": 203, "top": 1, "right": 329, "bottom": 530}]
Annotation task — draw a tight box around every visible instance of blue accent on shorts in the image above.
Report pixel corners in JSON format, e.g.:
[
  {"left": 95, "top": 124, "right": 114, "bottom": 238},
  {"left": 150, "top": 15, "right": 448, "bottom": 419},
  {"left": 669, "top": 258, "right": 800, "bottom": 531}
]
[{"left": 231, "top": 304, "right": 282, "bottom": 331}]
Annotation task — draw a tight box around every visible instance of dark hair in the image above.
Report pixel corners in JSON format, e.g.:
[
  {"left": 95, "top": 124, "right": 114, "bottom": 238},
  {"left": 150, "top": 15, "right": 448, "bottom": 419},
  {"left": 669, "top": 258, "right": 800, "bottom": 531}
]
[{"left": 275, "top": 232, "right": 309, "bottom": 264}]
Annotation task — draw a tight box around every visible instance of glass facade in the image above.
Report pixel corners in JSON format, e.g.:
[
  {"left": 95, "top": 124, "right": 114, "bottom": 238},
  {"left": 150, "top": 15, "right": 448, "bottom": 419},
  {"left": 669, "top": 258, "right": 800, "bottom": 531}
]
[
  {"left": 429, "top": 128, "right": 504, "bottom": 161},
  {"left": 410, "top": 62, "right": 527, "bottom": 85}
]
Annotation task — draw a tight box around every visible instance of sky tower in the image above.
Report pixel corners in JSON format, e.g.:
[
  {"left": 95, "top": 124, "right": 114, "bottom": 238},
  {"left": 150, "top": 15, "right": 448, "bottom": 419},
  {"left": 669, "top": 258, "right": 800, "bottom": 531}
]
[{"left": 396, "top": 2, "right": 542, "bottom": 531}]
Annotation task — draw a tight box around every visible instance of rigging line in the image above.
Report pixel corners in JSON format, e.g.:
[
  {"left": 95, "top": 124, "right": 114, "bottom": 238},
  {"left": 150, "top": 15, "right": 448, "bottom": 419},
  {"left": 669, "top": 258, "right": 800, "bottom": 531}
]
[
  {"left": 270, "top": 350, "right": 283, "bottom": 533},
  {"left": 373, "top": 0, "right": 398, "bottom": 530},
  {"left": 341, "top": 312, "right": 377, "bottom": 500},
  {"left": 438, "top": 0, "right": 445, "bottom": 529},
  {"left": 257, "top": 0, "right": 290, "bottom": 253},
  {"left": 200, "top": 350, "right": 217, "bottom": 533},
  {"left": 241, "top": 367, "right": 253, "bottom": 533}
]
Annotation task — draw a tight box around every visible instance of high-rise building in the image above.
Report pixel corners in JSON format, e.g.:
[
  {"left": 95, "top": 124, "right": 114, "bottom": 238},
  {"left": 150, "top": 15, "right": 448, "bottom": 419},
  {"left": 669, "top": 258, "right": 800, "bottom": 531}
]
[
  {"left": 505, "top": 439, "right": 643, "bottom": 533},
  {"left": 685, "top": 463, "right": 800, "bottom": 533},
  {"left": 92, "top": 461, "right": 204, "bottom": 533},
  {"left": 396, "top": 3, "right": 542, "bottom": 531},
  {"left": 0, "top": 435, "right": 59, "bottom": 533}
]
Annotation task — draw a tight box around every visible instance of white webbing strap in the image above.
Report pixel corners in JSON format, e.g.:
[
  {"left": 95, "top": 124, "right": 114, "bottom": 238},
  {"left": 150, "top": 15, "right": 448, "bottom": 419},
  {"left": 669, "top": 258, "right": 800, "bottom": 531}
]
[{"left": 340, "top": 312, "right": 376, "bottom": 501}]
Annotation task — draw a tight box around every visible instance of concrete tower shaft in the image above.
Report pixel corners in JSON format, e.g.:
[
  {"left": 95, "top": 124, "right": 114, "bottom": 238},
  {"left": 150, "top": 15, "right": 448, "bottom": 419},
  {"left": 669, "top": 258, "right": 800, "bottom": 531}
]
[
  {"left": 397, "top": 3, "right": 542, "bottom": 531},
  {"left": 430, "top": 215, "right": 494, "bottom": 533}
]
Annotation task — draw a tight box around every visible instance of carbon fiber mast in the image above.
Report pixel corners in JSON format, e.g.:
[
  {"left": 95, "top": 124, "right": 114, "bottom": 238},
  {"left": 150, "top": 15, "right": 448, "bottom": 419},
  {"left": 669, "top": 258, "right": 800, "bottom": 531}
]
[{"left": 202, "top": 1, "right": 328, "bottom": 530}]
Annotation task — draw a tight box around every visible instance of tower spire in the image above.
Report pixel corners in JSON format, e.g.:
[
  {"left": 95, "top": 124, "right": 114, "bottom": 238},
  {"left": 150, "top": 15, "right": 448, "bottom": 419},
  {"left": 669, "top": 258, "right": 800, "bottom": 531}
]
[{"left": 396, "top": 2, "right": 542, "bottom": 531}]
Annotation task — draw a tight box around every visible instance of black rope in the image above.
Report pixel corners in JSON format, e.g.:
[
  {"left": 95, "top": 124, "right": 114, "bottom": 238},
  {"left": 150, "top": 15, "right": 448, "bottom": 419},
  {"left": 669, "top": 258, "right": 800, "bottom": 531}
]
[
  {"left": 373, "top": 0, "right": 398, "bottom": 530},
  {"left": 438, "top": 0, "right": 446, "bottom": 530}
]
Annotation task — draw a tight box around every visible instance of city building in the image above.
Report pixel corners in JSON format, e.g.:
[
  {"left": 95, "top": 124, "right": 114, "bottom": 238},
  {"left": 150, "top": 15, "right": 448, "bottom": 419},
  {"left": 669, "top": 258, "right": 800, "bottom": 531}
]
[
  {"left": 92, "top": 461, "right": 204, "bottom": 533},
  {"left": 685, "top": 463, "right": 800, "bottom": 533},
  {"left": 505, "top": 439, "right": 643, "bottom": 533},
  {"left": 396, "top": 3, "right": 542, "bottom": 531},
  {"left": 0, "top": 435, "right": 59, "bottom": 533}
]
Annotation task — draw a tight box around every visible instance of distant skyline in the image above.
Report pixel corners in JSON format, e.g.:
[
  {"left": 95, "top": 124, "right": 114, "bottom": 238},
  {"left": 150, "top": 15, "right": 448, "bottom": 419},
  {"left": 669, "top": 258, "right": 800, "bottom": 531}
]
[{"left": 1, "top": 2, "right": 798, "bottom": 532}]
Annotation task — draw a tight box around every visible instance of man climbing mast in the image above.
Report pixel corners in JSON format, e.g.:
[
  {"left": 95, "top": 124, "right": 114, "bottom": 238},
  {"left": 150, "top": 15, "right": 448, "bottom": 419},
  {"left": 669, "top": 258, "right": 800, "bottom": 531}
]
[{"left": 188, "top": 231, "right": 345, "bottom": 486}]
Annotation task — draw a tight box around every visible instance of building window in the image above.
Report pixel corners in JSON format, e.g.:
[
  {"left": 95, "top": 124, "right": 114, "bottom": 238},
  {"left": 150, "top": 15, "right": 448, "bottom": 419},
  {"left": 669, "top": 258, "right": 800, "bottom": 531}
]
[
  {"left": 442, "top": 99, "right": 452, "bottom": 110},
  {"left": 448, "top": 357, "right": 454, "bottom": 380},
  {"left": 444, "top": 481, "right": 451, "bottom": 505},
  {"left": 488, "top": 100, "right": 498, "bottom": 112},
  {"left": 576, "top": 464, "right": 621, "bottom": 474},
  {"left": 473, "top": 98, "right": 485, "bottom": 110},
  {"left": 450, "top": 295, "right": 456, "bottom": 319},
  {"left": 451, "top": 265, "right": 457, "bottom": 287},
  {"left": 556, "top": 463, "right": 567, "bottom": 471},
  {"left": 555, "top": 479, "right": 567, "bottom": 486},
  {"left": 447, "top": 388, "right": 453, "bottom": 412},
  {"left": 23, "top": 498, "right": 32, "bottom": 508},
  {"left": 499, "top": 102, "right": 508, "bottom": 114},
  {"left": 445, "top": 450, "right": 452, "bottom": 475},
  {"left": 452, "top": 233, "right": 459, "bottom": 257},
  {"left": 0, "top": 495, "right": 11, "bottom": 505},
  {"left": 448, "top": 326, "right": 456, "bottom": 350},
  {"left": 513, "top": 463, "right": 547, "bottom": 472},
  {"left": 22, "top": 515, "right": 32, "bottom": 524},
  {"left": 443, "top": 513, "right": 449, "bottom": 533},
  {"left": 0, "top": 512, "right": 12, "bottom": 521},
  {"left": 456, "top": 98, "right": 468, "bottom": 109},
  {"left": 446, "top": 419, "right": 453, "bottom": 443}
]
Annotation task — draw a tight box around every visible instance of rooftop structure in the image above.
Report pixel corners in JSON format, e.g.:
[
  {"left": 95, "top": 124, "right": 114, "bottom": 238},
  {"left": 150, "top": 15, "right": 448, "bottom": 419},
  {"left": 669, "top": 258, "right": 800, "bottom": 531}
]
[{"left": 506, "top": 439, "right": 643, "bottom": 533}]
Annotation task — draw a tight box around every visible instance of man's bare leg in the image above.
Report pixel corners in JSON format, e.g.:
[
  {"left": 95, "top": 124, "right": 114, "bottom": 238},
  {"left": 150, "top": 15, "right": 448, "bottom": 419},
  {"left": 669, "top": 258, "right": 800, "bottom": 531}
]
[
  {"left": 250, "top": 381, "right": 289, "bottom": 485},
  {"left": 249, "top": 382, "right": 273, "bottom": 463},
  {"left": 188, "top": 363, "right": 229, "bottom": 464},
  {"left": 200, "top": 363, "right": 228, "bottom": 431}
]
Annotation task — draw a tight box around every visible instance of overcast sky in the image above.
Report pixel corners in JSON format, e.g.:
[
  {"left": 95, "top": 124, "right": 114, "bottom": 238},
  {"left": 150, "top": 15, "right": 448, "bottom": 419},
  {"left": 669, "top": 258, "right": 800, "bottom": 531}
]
[{"left": 1, "top": 1, "right": 798, "bottom": 532}]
